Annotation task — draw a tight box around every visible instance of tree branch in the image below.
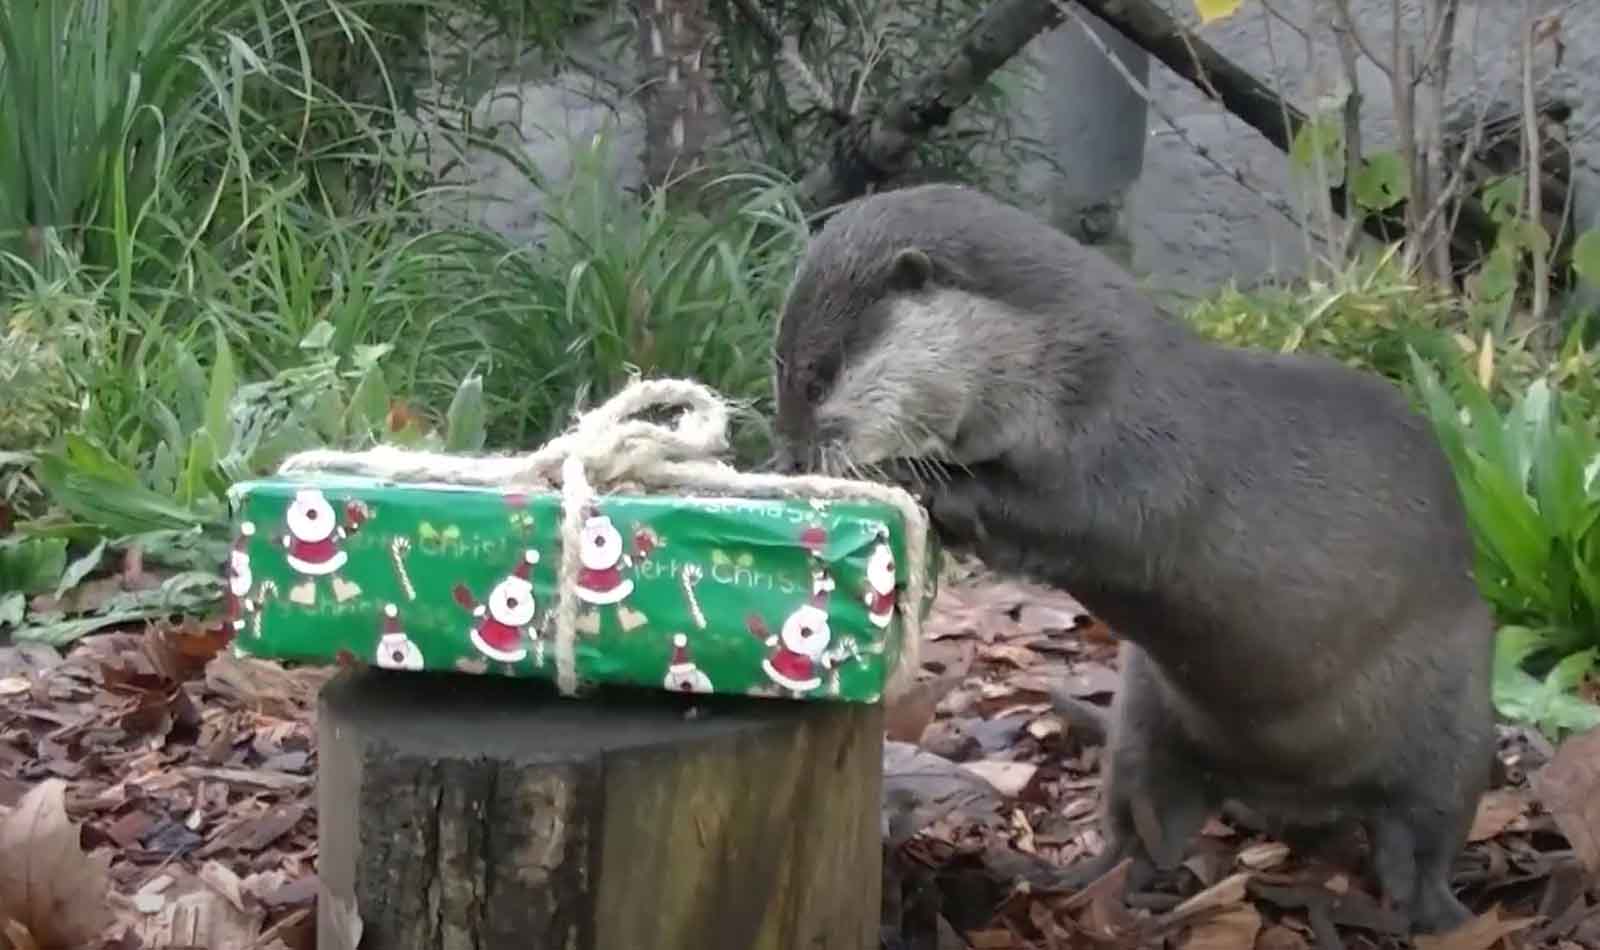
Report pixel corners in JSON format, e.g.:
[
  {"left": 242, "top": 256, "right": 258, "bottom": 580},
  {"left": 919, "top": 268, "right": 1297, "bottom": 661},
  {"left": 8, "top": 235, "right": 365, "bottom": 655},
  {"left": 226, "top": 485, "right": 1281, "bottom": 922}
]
[
  {"left": 797, "top": 0, "right": 1065, "bottom": 212},
  {"left": 1069, "top": 0, "right": 1499, "bottom": 273}
]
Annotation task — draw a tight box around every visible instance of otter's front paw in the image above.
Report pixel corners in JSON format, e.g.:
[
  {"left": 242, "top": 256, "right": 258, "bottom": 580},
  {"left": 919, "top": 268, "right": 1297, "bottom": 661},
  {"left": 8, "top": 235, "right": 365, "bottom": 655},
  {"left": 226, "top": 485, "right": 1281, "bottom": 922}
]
[{"left": 922, "top": 477, "right": 989, "bottom": 548}]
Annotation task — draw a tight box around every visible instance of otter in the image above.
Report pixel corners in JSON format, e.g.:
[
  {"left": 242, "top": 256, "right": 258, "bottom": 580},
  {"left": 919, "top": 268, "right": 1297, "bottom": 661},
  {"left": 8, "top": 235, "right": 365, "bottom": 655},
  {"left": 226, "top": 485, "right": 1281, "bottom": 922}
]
[{"left": 770, "top": 183, "right": 1495, "bottom": 935}]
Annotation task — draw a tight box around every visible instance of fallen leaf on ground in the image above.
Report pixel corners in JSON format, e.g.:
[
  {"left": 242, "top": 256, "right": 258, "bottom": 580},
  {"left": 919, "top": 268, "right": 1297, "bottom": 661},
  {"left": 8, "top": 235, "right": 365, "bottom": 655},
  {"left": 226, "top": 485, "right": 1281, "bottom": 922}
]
[
  {"left": 1236, "top": 841, "right": 1290, "bottom": 870},
  {"left": 136, "top": 883, "right": 264, "bottom": 950},
  {"left": 960, "top": 760, "right": 1041, "bottom": 799},
  {"left": 1169, "top": 872, "right": 1253, "bottom": 925},
  {"left": 885, "top": 672, "right": 963, "bottom": 744},
  {"left": 1531, "top": 726, "right": 1600, "bottom": 874},
  {"left": 1468, "top": 788, "right": 1528, "bottom": 843},
  {"left": 0, "top": 779, "right": 114, "bottom": 947},
  {"left": 0, "top": 676, "right": 29, "bottom": 696},
  {"left": 1412, "top": 904, "right": 1538, "bottom": 950},
  {"left": 1180, "top": 903, "right": 1262, "bottom": 950},
  {"left": 1255, "top": 924, "right": 1309, "bottom": 950}
]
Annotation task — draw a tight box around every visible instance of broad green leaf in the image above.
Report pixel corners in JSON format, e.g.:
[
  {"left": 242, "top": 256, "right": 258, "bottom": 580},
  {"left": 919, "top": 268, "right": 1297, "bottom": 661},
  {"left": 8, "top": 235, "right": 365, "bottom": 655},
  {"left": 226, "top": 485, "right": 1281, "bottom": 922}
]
[
  {"left": 1350, "top": 151, "right": 1409, "bottom": 212},
  {"left": 11, "top": 571, "right": 221, "bottom": 646},
  {"left": 0, "top": 593, "right": 24, "bottom": 627},
  {"left": 1289, "top": 116, "right": 1346, "bottom": 186},
  {"left": 347, "top": 364, "right": 390, "bottom": 437},
  {"left": 1573, "top": 229, "right": 1600, "bottom": 288},
  {"left": 34, "top": 436, "right": 210, "bottom": 536},
  {"left": 54, "top": 539, "right": 108, "bottom": 600},
  {"left": 1481, "top": 175, "right": 1525, "bottom": 223},
  {"left": 445, "top": 373, "right": 487, "bottom": 453},
  {"left": 172, "top": 342, "right": 209, "bottom": 433},
  {"left": 205, "top": 332, "right": 237, "bottom": 457},
  {"left": 181, "top": 430, "right": 218, "bottom": 508},
  {"left": 299, "top": 321, "right": 336, "bottom": 351},
  {"left": 0, "top": 537, "right": 68, "bottom": 596}
]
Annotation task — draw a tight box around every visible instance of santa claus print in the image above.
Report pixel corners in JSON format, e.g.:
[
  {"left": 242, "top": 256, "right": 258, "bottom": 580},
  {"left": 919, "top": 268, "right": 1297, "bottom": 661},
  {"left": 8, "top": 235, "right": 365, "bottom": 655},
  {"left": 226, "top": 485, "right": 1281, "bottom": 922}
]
[
  {"left": 279, "top": 488, "right": 369, "bottom": 605},
  {"left": 748, "top": 568, "right": 838, "bottom": 696},
  {"left": 454, "top": 550, "right": 542, "bottom": 665},
  {"left": 572, "top": 507, "right": 658, "bottom": 634},
  {"left": 224, "top": 522, "right": 258, "bottom": 634},
  {"left": 662, "top": 633, "right": 714, "bottom": 694},
  {"left": 863, "top": 529, "right": 898, "bottom": 630},
  {"left": 375, "top": 603, "right": 425, "bottom": 671}
]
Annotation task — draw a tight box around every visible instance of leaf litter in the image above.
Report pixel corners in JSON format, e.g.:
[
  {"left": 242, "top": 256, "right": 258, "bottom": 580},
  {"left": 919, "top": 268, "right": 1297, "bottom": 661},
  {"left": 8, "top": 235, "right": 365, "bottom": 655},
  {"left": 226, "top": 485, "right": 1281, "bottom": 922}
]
[
  {"left": 0, "top": 554, "right": 1595, "bottom": 948},
  {"left": 881, "top": 558, "right": 1600, "bottom": 950},
  {"left": 0, "top": 614, "right": 328, "bottom": 949}
]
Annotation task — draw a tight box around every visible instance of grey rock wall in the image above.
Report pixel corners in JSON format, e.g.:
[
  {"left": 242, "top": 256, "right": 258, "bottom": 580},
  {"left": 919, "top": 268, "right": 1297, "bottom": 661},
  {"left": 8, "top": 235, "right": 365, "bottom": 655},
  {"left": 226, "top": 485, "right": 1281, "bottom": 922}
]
[
  {"left": 1107, "top": 0, "right": 1600, "bottom": 304},
  {"left": 402, "top": 0, "right": 1600, "bottom": 305}
]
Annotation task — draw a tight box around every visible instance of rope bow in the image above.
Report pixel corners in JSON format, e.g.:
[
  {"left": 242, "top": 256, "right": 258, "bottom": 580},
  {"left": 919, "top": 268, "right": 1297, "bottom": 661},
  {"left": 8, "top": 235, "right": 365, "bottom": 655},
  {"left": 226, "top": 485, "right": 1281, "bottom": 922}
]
[{"left": 277, "top": 377, "right": 930, "bottom": 699}]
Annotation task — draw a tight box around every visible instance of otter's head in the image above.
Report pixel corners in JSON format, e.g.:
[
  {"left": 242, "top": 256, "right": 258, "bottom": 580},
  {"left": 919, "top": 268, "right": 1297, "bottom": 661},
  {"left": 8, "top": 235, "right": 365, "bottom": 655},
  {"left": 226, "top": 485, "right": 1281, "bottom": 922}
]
[{"left": 771, "top": 185, "right": 1051, "bottom": 477}]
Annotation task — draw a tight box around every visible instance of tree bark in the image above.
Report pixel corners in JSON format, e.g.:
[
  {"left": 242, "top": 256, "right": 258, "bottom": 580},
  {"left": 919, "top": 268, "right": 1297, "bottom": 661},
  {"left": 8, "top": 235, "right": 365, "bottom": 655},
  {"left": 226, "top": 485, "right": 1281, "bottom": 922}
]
[
  {"left": 635, "top": 0, "right": 722, "bottom": 203},
  {"left": 316, "top": 669, "right": 884, "bottom": 950}
]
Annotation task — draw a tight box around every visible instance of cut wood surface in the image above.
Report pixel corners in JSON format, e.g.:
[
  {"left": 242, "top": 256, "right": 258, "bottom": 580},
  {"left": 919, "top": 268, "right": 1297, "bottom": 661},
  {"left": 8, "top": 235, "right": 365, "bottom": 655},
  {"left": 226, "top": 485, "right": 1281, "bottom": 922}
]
[{"left": 316, "top": 669, "right": 885, "bottom": 950}]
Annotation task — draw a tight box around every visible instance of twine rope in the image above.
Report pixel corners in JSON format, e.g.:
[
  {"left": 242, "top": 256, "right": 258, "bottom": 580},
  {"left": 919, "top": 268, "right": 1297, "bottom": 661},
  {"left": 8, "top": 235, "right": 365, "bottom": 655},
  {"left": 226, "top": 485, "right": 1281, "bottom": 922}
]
[{"left": 277, "top": 377, "right": 929, "bottom": 699}]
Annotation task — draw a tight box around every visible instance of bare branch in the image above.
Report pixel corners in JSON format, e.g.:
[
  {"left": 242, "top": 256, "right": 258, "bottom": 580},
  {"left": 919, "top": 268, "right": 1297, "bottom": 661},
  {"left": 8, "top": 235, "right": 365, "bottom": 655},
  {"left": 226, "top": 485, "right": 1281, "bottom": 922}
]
[
  {"left": 1056, "top": 3, "right": 1305, "bottom": 232},
  {"left": 1522, "top": 0, "right": 1550, "bottom": 322},
  {"left": 797, "top": 0, "right": 1065, "bottom": 211},
  {"left": 1328, "top": 0, "right": 1394, "bottom": 78},
  {"left": 723, "top": 0, "right": 843, "bottom": 117}
]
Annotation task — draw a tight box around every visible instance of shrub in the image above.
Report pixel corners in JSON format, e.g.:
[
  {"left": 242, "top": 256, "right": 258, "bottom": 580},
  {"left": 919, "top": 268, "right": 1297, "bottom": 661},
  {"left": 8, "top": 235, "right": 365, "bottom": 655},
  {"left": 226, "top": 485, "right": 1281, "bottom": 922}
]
[{"left": 1408, "top": 351, "right": 1600, "bottom": 736}]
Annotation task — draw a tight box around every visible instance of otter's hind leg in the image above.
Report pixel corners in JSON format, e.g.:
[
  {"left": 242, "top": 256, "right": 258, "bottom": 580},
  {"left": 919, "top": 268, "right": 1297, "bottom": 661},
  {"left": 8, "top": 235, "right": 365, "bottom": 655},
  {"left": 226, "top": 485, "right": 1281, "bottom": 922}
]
[
  {"left": 1369, "top": 801, "right": 1476, "bottom": 934},
  {"left": 1061, "top": 645, "right": 1216, "bottom": 893},
  {"left": 1367, "top": 616, "right": 1495, "bottom": 935}
]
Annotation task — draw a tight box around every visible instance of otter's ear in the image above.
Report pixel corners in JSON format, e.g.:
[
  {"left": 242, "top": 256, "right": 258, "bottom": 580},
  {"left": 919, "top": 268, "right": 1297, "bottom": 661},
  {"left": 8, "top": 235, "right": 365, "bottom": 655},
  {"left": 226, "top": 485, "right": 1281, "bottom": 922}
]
[{"left": 888, "top": 247, "right": 934, "bottom": 293}]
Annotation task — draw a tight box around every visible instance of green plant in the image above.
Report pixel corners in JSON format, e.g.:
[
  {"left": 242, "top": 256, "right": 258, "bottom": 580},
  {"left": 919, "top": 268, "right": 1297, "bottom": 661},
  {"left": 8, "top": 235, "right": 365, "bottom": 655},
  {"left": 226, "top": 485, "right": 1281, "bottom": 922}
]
[
  {"left": 5, "top": 317, "right": 486, "bottom": 644},
  {"left": 384, "top": 134, "right": 810, "bottom": 465},
  {"left": 1408, "top": 348, "right": 1600, "bottom": 737}
]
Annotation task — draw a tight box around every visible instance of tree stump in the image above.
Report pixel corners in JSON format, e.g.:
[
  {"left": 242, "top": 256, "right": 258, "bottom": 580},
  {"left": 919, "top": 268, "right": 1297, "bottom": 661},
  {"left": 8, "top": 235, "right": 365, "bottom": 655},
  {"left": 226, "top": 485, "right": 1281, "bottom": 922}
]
[{"left": 316, "top": 668, "right": 885, "bottom": 950}]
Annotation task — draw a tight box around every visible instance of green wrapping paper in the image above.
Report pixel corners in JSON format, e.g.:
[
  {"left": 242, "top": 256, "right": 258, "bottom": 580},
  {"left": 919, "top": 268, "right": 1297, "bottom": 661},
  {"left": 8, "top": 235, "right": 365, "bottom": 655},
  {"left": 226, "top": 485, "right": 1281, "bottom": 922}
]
[{"left": 222, "top": 474, "right": 937, "bottom": 703}]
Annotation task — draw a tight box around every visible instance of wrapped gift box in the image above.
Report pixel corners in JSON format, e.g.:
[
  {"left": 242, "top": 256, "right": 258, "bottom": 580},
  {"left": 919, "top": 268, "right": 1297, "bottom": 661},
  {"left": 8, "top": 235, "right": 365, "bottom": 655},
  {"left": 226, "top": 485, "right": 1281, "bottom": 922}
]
[{"left": 223, "top": 473, "right": 936, "bottom": 703}]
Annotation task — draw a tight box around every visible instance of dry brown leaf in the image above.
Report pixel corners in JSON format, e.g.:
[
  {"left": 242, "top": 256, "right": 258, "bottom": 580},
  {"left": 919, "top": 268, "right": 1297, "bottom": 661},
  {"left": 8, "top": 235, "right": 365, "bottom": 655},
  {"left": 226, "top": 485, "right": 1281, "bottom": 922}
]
[
  {"left": 203, "top": 653, "right": 311, "bottom": 719},
  {"left": 885, "top": 672, "right": 963, "bottom": 744},
  {"left": 1468, "top": 789, "right": 1528, "bottom": 843},
  {"left": 1182, "top": 904, "right": 1262, "bottom": 950},
  {"left": 0, "top": 779, "right": 114, "bottom": 948},
  {"left": 1169, "top": 872, "right": 1253, "bottom": 925},
  {"left": 0, "top": 676, "right": 30, "bottom": 697},
  {"left": 197, "top": 862, "right": 247, "bottom": 914},
  {"left": 979, "top": 644, "right": 1041, "bottom": 669},
  {"left": 136, "top": 886, "right": 264, "bottom": 950},
  {"left": 1026, "top": 716, "right": 1063, "bottom": 741},
  {"left": 1255, "top": 923, "right": 1310, "bottom": 950},
  {"left": 1015, "top": 602, "right": 1083, "bottom": 636},
  {"left": 1412, "top": 905, "right": 1537, "bottom": 950},
  {"left": 1531, "top": 726, "right": 1600, "bottom": 874},
  {"left": 961, "top": 760, "right": 1040, "bottom": 799},
  {"left": 1237, "top": 841, "right": 1290, "bottom": 870},
  {"left": 964, "top": 929, "right": 1016, "bottom": 949},
  {"left": 2, "top": 919, "right": 41, "bottom": 950}
]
